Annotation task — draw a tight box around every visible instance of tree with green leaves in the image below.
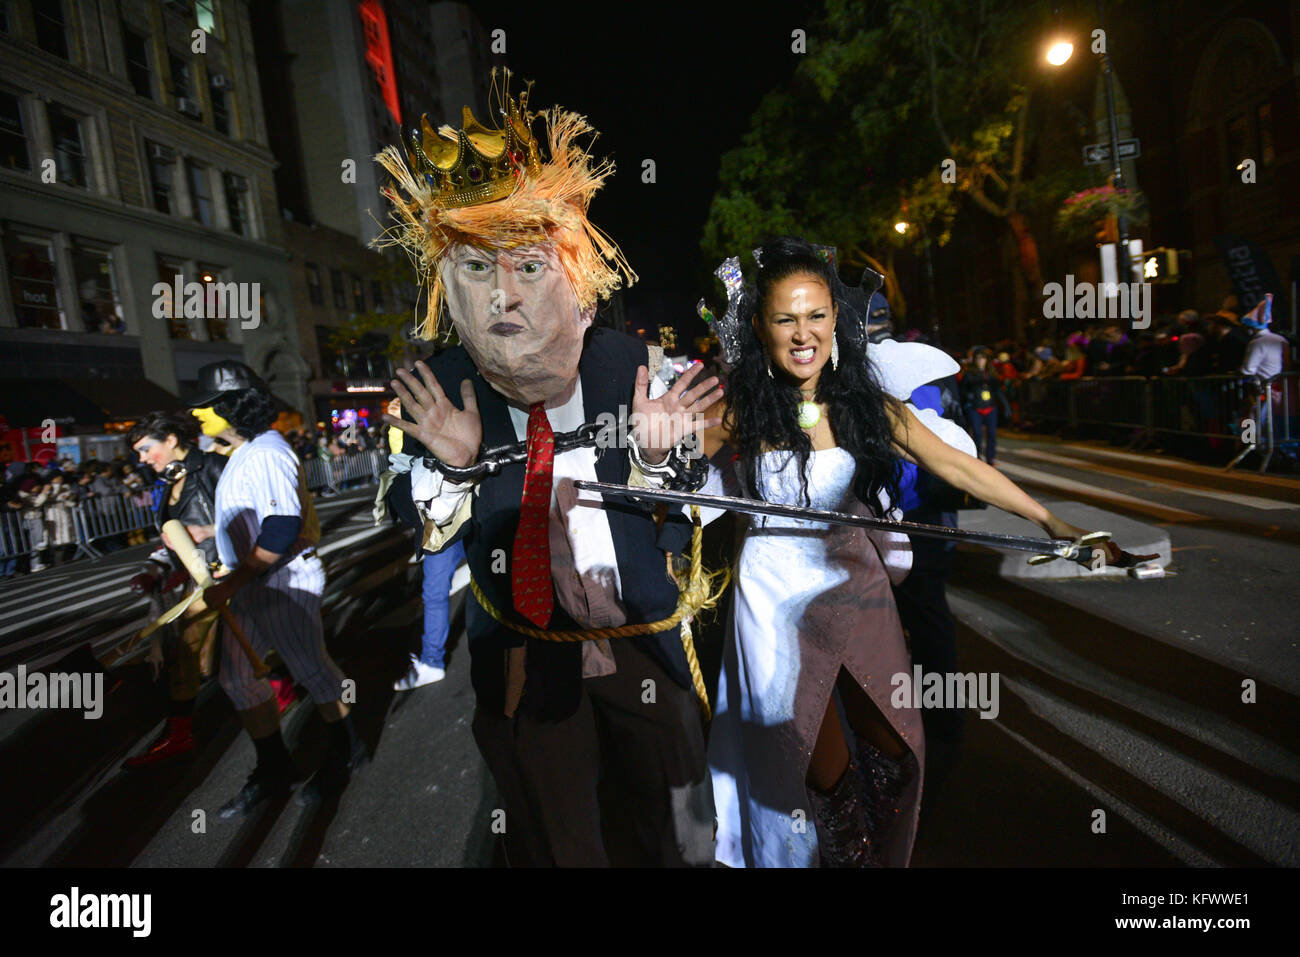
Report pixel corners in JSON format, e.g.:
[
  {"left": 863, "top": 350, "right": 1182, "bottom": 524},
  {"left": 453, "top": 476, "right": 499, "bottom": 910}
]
[{"left": 704, "top": 0, "right": 1104, "bottom": 340}]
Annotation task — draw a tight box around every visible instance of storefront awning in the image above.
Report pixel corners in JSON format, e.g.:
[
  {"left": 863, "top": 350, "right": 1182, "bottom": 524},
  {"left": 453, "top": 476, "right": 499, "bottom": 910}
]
[
  {"left": 0, "top": 379, "right": 106, "bottom": 429},
  {"left": 0, "top": 378, "right": 180, "bottom": 429},
  {"left": 66, "top": 377, "right": 181, "bottom": 421}
]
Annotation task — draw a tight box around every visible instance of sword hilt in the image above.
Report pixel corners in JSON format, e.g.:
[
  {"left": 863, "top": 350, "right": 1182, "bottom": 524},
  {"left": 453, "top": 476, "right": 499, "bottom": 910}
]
[{"left": 1026, "top": 530, "right": 1112, "bottom": 566}]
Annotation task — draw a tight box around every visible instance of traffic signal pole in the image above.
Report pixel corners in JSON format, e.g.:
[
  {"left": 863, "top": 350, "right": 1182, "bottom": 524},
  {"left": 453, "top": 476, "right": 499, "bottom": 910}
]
[{"left": 1097, "top": 0, "right": 1137, "bottom": 284}]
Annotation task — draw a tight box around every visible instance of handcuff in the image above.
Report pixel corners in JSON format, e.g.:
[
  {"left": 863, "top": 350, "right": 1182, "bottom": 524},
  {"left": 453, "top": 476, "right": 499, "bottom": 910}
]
[
  {"left": 420, "top": 420, "right": 708, "bottom": 492},
  {"left": 627, "top": 432, "right": 708, "bottom": 492},
  {"left": 421, "top": 422, "right": 604, "bottom": 482}
]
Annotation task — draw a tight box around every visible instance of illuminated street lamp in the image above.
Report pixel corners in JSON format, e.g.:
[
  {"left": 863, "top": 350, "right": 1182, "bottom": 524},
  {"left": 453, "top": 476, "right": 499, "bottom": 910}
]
[
  {"left": 1046, "top": 1, "right": 1138, "bottom": 284},
  {"left": 1045, "top": 40, "right": 1073, "bottom": 66},
  {"left": 894, "top": 221, "right": 909, "bottom": 234}
]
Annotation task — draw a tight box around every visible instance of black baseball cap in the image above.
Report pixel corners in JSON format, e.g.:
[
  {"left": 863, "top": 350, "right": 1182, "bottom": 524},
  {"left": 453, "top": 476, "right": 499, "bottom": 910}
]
[{"left": 189, "top": 360, "right": 267, "bottom": 407}]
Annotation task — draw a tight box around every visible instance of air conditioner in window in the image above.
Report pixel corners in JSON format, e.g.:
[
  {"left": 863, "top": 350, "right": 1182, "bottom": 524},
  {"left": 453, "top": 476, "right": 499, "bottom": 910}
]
[
  {"left": 210, "top": 74, "right": 231, "bottom": 90},
  {"left": 148, "top": 143, "right": 176, "bottom": 162},
  {"left": 176, "top": 97, "right": 201, "bottom": 117}
]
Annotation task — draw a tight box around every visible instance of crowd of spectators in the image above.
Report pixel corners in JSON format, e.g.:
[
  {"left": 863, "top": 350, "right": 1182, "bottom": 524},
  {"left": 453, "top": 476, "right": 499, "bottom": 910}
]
[
  {"left": 966, "top": 299, "right": 1294, "bottom": 388},
  {"left": 1, "top": 457, "right": 153, "bottom": 577}
]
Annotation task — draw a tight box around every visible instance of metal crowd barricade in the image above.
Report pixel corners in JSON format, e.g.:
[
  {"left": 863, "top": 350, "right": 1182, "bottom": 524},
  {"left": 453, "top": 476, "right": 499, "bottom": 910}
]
[
  {"left": 303, "top": 450, "right": 385, "bottom": 493},
  {"left": 1, "top": 508, "right": 35, "bottom": 565},
  {"left": 1012, "top": 371, "right": 1297, "bottom": 474},
  {"left": 1149, "top": 374, "right": 1253, "bottom": 443},
  {"left": 1070, "top": 376, "right": 1149, "bottom": 430},
  {"left": 72, "top": 492, "right": 159, "bottom": 560}
]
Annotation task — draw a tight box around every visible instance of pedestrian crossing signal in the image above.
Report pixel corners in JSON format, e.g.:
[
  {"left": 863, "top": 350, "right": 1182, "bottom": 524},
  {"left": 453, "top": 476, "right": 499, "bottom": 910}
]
[{"left": 1141, "top": 247, "right": 1181, "bottom": 284}]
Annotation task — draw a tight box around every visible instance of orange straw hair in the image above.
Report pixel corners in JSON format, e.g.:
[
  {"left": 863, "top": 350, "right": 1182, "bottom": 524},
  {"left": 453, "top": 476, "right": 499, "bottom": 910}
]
[{"left": 374, "top": 105, "right": 636, "bottom": 341}]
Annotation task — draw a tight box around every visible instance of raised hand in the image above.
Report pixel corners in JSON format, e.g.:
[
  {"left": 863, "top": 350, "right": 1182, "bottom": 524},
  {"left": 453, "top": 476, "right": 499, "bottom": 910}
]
[
  {"left": 631, "top": 361, "right": 725, "bottom": 464},
  {"left": 383, "top": 360, "right": 482, "bottom": 469}
]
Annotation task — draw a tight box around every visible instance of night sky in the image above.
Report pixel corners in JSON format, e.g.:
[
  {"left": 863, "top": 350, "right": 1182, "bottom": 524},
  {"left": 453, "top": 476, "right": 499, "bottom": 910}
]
[{"left": 483, "top": 1, "right": 803, "bottom": 341}]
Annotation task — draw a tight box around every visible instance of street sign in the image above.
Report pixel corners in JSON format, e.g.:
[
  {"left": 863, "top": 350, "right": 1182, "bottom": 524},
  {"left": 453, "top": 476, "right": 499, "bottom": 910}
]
[{"left": 1083, "top": 139, "right": 1141, "bottom": 165}]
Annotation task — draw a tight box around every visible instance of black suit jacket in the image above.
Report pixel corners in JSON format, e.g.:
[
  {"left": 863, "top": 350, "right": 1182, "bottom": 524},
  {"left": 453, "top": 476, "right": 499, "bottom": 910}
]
[{"left": 387, "top": 327, "right": 694, "bottom": 721}]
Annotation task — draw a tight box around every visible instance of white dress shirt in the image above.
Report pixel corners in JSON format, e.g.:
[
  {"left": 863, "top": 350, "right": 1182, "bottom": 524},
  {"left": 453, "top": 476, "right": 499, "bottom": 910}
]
[{"left": 410, "top": 374, "right": 670, "bottom": 675}]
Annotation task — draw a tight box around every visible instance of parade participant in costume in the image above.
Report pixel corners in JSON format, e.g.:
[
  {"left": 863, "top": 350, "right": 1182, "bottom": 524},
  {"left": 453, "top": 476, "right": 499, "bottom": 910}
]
[
  {"left": 960, "top": 349, "right": 1011, "bottom": 465},
  {"left": 692, "top": 237, "right": 1154, "bottom": 867},
  {"left": 121, "top": 411, "right": 226, "bottom": 767},
  {"left": 190, "top": 361, "right": 364, "bottom": 817},
  {"left": 377, "top": 76, "right": 724, "bottom": 866},
  {"left": 378, "top": 397, "right": 466, "bottom": 691}
]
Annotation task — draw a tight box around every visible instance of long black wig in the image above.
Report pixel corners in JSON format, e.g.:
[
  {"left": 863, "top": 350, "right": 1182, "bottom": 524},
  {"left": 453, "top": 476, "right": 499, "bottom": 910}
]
[
  {"left": 211, "top": 387, "right": 279, "bottom": 441},
  {"left": 723, "top": 236, "right": 904, "bottom": 517}
]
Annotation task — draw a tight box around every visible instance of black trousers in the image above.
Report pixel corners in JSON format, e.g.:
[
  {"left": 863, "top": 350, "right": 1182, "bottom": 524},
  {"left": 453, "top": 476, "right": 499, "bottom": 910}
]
[
  {"left": 893, "top": 535, "right": 963, "bottom": 821},
  {"left": 471, "top": 638, "right": 715, "bottom": 867}
]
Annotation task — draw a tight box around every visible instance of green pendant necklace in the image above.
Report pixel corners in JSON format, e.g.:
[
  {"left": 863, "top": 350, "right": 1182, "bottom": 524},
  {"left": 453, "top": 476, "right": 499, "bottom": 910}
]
[{"left": 797, "top": 391, "right": 821, "bottom": 430}]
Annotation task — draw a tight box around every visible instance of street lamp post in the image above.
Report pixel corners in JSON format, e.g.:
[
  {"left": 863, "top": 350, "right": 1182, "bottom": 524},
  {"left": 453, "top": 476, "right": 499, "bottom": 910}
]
[
  {"left": 1047, "top": 0, "right": 1139, "bottom": 285},
  {"left": 1095, "top": 0, "right": 1137, "bottom": 284}
]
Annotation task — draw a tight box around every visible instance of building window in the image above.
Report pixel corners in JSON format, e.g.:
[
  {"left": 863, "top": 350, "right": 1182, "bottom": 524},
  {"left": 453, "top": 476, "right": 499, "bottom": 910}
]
[
  {"left": 71, "top": 240, "right": 125, "bottom": 334},
  {"left": 47, "top": 104, "right": 88, "bottom": 188},
  {"left": 145, "top": 141, "right": 175, "bottom": 213},
  {"left": 210, "top": 80, "right": 230, "bottom": 135},
  {"left": 330, "top": 269, "right": 346, "bottom": 309},
  {"left": 34, "top": 0, "right": 69, "bottom": 59},
  {"left": 306, "top": 264, "right": 323, "bottom": 305},
  {"left": 370, "top": 279, "right": 383, "bottom": 312},
  {"left": 186, "top": 159, "right": 213, "bottom": 225},
  {"left": 157, "top": 255, "right": 189, "bottom": 339},
  {"left": 195, "top": 0, "right": 218, "bottom": 38},
  {"left": 352, "top": 274, "right": 365, "bottom": 311},
  {"left": 198, "top": 265, "right": 228, "bottom": 341},
  {"left": 222, "top": 171, "right": 248, "bottom": 235},
  {"left": 5, "top": 233, "right": 65, "bottom": 329},
  {"left": 1257, "top": 102, "right": 1274, "bottom": 167},
  {"left": 0, "top": 90, "right": 31, "bottom": 172},
  {"left": 316, "top": 324, "right": 343, "bottom": 376},
  {"left": 169, "top": 52, "right": 199, "bottom": 117},
  {"left": 122, "top": 25, "right": 153, "bottom": 99}
]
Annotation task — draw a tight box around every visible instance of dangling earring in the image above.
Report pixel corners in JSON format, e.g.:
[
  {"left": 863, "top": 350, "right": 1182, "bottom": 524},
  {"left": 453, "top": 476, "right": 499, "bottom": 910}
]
[
  {"left": 831, "top": 335, "right": 840, "bottom": 371},
  {"left": 766, "top": 356, "right": 775, "bottom": 378}
]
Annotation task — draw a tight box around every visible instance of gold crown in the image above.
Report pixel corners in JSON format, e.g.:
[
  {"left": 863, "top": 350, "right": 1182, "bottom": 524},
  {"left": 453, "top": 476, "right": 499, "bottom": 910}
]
[{"left": 405, "top": 90, "right": 542, "bottom": 210}]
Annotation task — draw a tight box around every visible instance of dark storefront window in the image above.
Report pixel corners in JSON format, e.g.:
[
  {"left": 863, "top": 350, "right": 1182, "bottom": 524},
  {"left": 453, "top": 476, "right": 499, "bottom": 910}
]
[
  {"left": 158, "top": 255, "right": 189, "bottom": 339},
  {"left": 6, "top": 233, "right": 65, "bottom": 329},
  {"left": 306, "top": 264, "right": 323, "bottom": 305},
  {"left": 146, "top": 142, "right": 175, "bottom": 213},
  {"left": 35, "top": 0, "right": 69, "bottom": 59},
  {"left": 0, "top": 91, "right": 30, "bottom": 172},
  {"left": 71, "top": 241, "right": 125, "bottom": 334},
  {"left": 47, "top": 104, "right": 88, "bottom": 188},
  {"left": 122, "top": 25, "right": 153, "bottom": 99},
  {"left": 198, "top": 264, "right": 228, "bottom": 341},
  {"left": 210, "top": 81, "right": 231, "bottom": 135},
  {"left": 330, "top": 269, "right": 346, "bottom": 309},
  {"left": 223, "top": 171, "right": 247, "bottom": 234},
  {"left": 186, "top": 159, "right": 212, "bottom": 225}
]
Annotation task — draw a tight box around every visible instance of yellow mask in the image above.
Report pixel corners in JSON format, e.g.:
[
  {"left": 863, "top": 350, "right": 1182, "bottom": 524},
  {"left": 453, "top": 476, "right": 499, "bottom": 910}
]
[{"left": 192, "top": 406, "right": 232, "bottom": 437}]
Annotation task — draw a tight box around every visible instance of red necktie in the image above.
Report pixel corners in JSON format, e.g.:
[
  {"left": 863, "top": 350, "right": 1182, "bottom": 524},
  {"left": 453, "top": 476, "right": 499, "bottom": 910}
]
[{"left": 512, "top": 402, "right": 554, "bottom": 628}]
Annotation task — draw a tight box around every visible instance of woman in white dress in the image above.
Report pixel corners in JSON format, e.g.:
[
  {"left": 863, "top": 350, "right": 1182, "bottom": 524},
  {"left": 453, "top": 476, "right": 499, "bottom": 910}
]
[{"left": 698, "top": 237, "right": 1148, "bottom": 868}]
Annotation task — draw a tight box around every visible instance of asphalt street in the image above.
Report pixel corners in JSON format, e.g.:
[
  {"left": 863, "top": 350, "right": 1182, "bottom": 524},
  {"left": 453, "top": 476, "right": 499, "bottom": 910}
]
[{"left": 0, "top": 435, "right": 1296, "bottom": 867}]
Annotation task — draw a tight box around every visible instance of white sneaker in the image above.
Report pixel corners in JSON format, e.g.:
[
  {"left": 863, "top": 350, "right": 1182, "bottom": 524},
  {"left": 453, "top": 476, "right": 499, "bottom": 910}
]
[{"left": 393, "top": 655, "right": 445, "bottom": 691}]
